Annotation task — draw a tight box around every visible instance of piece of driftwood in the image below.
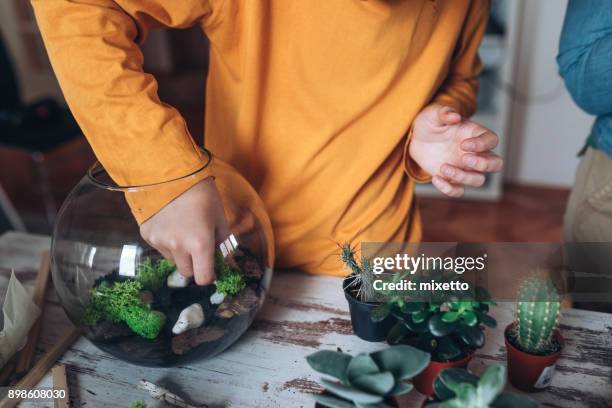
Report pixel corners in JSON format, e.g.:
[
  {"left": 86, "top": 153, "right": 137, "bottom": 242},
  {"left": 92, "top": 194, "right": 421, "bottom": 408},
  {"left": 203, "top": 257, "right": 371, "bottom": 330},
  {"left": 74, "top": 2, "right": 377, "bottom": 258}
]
[
  {"left": 52, "top": 364, "right": 69, "bottom": 408},
  {"left": 15, "top": 251, "right": 51, "bottom": 376},
  {"left": 0, "top": 327, "right": 80, "bottom": 408}
]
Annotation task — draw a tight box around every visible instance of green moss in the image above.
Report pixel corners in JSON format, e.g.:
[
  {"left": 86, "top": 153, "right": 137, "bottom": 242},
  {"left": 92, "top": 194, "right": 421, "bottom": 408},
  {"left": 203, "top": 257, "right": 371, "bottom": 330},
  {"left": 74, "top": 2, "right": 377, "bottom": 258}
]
[
  {"left": 214, "top": 251, "right": 246, "bottom": 295},
  {"left": 84, "top": 279, "right": 165, "bottom": 339},
  {"left": 129, "top": 400, "right": 147, "bottom": 408},
  {"left": 136, "top": 258, "right": 176, "bottom": 291}
]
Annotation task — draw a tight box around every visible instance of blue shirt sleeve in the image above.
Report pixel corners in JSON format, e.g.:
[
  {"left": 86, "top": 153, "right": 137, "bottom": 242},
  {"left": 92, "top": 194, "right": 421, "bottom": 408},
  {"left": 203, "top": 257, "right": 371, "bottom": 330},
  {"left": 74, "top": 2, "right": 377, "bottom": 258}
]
[{"left": 557, "top": 0, "right": 612, "bottom": 116}]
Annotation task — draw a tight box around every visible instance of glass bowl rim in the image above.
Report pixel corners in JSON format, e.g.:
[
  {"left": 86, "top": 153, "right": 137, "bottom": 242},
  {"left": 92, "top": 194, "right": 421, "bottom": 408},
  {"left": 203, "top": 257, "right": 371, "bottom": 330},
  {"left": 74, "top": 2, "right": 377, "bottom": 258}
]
[{"left": 86, "top": 148, "right": 213, "bottom": 192}]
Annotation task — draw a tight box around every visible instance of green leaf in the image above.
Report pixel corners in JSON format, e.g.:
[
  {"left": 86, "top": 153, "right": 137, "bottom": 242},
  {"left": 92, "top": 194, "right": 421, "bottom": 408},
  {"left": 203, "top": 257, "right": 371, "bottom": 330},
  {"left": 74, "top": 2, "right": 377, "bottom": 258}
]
[
  {"left": 400, "top": 301, "right": 425, "bottom": 313},
  {"left": 313, "top": 394, "right": 355, "bottom": 408},
  {"left": 320, "top": 379, "right": 383, "bottom": 404},
  {"left": 404, "top": 315, "right": 429, "bottom": 333},
  {"left": 371, "top": 303, "right": 391, "bottom": 323},
  {"left": 347, "top": 354, "right": 380, "bottom": 382},
  {"left": 351, "top": 371, "right": 395, "bottom": 396},
  {"left": 476, "top": 312, "right": 497, "bottom": 328},
  {"left": 306, "top": 351, "right": 352, "bottom": 383},
  {"left": 386, "top": 322, "right": 409, "bottom": 345},
  {"left": 491, "top": 393, "right": 538, "bottom": 408},
  {"left": 457, "top": 324, "right": 484, "bottom": 348},
  {"left": 434, "top": 336, "right": 463, "bottom": 361},
  {"left": 370, "top": 345, "right": 430, "bottom": 380},
  {"left": 428, "top": 314, "right": 457, "bottom": 337},
  {"left": 476, "top": 364, "right": 505, "bottom": 405},
  {"left": 412, "top": 310, "right": 428, "bottom": 323},
  {"left": 434, "top": 368, "right": 479, "bottom": 400},
  {"left": 461, "top": 311, "right": 478, "bottom": 327},
  {"left": 442, "top": 312, "right": 460, "bottom": 323},
  {"left": 387, "top": 380, "right": 413, "bottom": 396}
]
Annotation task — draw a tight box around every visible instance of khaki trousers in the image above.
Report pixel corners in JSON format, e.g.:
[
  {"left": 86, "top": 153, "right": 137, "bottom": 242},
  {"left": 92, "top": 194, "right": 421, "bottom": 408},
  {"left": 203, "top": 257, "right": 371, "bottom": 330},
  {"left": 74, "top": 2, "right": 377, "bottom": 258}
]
[{"left": 564, "top": 147, "right": 612, "bottom": 312}]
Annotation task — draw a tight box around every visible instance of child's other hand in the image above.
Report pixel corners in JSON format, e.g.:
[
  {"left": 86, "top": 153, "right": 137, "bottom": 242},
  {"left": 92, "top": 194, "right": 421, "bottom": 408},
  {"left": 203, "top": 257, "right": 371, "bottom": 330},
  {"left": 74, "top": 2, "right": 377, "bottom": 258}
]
[
  {"left": 409, "top": 104, "right": 503, "bottom": 197},
  {"left": 139, "top": 178, "right": 230, "bottom": 285}
]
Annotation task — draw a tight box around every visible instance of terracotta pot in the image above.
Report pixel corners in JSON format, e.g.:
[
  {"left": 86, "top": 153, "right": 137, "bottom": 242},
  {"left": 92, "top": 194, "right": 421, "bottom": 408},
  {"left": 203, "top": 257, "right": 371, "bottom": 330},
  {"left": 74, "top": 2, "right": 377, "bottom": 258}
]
[
  {"left": 343, "top": 277, "right": 397, "bottom": 342},
  {"left": 505, "top": 323, "right": 563, "bottom": 392},
  {"left": 314, "top": 391, "right": 399, "bottom": 408},
  {"left": 412, "top": 351, "right": 473, "bottom": 396}
]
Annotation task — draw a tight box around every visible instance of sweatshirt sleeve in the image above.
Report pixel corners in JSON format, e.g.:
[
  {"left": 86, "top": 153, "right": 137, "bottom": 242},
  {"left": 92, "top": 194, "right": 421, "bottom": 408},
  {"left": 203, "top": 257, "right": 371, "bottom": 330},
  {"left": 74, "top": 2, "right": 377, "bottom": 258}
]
[
  {"left": 31, "top": 0, "right": 221, "bottom": 224},
  {"left": 432, "top": 0, "right": 489, "bottom": 118}
]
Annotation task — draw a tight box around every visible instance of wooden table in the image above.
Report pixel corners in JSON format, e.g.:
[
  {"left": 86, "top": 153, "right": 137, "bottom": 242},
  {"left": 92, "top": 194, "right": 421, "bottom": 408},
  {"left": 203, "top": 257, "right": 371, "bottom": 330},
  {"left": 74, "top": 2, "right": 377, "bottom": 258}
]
[{"left": 0, "top": 231, "right": 610, "bottom": 407}]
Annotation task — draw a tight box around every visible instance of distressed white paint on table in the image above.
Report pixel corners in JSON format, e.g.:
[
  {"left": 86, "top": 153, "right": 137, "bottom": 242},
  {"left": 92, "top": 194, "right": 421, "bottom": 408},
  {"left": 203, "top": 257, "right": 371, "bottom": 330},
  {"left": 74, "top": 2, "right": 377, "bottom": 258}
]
[{"left": 0, "top": 231, "right": 611, "bottom": 407}]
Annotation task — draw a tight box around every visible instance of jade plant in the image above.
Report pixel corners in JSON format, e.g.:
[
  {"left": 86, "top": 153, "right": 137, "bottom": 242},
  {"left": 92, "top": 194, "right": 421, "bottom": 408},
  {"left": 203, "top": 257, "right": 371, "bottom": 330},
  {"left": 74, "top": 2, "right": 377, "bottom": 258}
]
[
  {"left": 306, "top": 345, "right": 430, "bottom": 408},
  {"left": 341, "top": 243, "right": 378, "bottom": 303},
  {"left": 512, "top": 277, "right": 561, "bottom": 354},
  {"left": 376, "top": 271, "right": 497, "bottom": 361},
  {"left": 425, "top": 365, "right": 537, "bottom": 408}
]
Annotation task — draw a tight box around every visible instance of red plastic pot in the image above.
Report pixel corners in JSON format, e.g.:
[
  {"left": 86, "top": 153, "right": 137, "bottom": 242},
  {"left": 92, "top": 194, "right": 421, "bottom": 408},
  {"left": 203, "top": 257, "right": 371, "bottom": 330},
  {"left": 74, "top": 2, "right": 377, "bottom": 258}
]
[
  {"left": 412, "top": 351, "right": 474, "bottom": 396},
  {"left": 505, "top": 323, "right": 563, "bottom": 392}
]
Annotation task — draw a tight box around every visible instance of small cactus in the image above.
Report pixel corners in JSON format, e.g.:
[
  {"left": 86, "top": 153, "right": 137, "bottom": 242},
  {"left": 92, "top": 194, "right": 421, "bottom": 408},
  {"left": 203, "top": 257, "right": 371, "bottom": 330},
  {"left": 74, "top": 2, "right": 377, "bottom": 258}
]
[
  {"left": 515, "top": 277, "right": 561, "bottom": 354},
  {"left": 340, "top": 244, "right": 377, "bottom": 302}
]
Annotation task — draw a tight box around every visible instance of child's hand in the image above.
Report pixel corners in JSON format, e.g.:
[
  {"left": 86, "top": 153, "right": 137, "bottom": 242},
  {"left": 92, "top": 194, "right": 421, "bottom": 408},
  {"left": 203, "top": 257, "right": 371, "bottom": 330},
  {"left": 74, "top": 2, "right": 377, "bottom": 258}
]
[
  {"left": 139, "top": 178, "right": 230, "bottom": 285},
  {"left": 409, "top": 104, "right": 503, "bottom": 197}
]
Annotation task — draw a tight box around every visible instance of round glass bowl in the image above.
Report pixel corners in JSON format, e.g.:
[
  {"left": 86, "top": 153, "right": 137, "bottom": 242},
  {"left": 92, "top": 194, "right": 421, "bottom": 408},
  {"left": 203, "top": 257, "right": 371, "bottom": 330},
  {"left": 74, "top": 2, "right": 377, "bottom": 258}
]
[{"left": 51, "top": 150, "right": 274, "bottom": 366}]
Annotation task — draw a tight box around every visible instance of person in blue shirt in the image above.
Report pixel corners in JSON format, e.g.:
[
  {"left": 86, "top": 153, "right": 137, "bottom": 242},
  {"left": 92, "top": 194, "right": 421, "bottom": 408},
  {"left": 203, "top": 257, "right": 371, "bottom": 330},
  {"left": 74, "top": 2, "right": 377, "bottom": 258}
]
[{"left": 558, "top": 0, "right": 612, "bottom": 312}]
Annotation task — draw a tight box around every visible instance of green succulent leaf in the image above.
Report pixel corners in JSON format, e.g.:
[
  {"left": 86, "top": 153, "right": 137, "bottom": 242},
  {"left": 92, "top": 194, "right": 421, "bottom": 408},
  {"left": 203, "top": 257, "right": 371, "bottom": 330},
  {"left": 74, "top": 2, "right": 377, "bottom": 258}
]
[
  {"left": 386, "top": 322, "right": 410, "bottom": 345},
  {"left": 400, "top": 301, "right": 425, "bottom": 313},
  {"left": 370, "top": 345, "right": 430, "bottom": 380},
  {"left": 371, "top": 303, "right": 391, "bottom": 323},
  {"left": 428, "top": 314, "right": 457, "bottom": 337},
  {"left": 312, "top": 394, "right": 355, "bottom": 408},
  {"left": 461, "top": 311, "right": 478, "bottom": 327},
  {"left": 476, "top": 311, "right": 497, "bottom": 328},
  {"left": 320, "top": 379, "right": 383, "bottom": 404},
  {"left": 351, "top": 371, "right": 395, "bottom": 396},
  {"left": 457, "top": 324, "right": 484, "bottom": 348},
  {"left": 434, "top": 336, "right": 463, "bottom": 361},
  {"left": 412, "top": 310, "right": 428, "bottom": 323},
  {"left": 387, "top": 380, "right": 413, "bottom": 396},
  {"left": 306, "top": 351, "right": 352, "bottom": 383},
  {"left": 491, "top": 392, "right": 538, "bottom": 408},
  {"left": 476, "top": 364, "right": 505, "bottom": 405},
  {"left": 434, "top": 368, "right": 479, "bottom": 400},
  {"left": 441, "top": 312, "right": 460, "bottom": 323},
  {"left": 404, "top": 315, "right": 429, "bottom": 333},
  {"left": 347, "top": 354, "right": 380, "bottom": 382}
]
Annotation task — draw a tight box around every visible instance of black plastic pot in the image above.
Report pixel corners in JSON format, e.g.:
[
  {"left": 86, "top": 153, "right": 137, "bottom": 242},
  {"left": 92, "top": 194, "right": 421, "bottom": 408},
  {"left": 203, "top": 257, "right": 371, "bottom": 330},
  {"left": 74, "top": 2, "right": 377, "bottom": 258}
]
[{"left": 343, "top": 277, "right": 397, "bottom": 342}]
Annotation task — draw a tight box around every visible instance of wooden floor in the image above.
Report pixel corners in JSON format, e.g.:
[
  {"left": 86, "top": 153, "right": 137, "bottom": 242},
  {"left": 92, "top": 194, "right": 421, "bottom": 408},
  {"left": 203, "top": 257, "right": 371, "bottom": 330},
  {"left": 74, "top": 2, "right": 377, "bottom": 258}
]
[{"left": 1, "top": 139, "right": 570, "bottom": 241}]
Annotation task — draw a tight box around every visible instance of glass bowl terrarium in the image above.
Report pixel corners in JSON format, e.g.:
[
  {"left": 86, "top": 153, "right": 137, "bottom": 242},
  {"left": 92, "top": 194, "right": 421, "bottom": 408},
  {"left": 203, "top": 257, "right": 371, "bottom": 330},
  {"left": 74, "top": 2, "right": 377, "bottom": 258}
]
[{"left": 51, "top": 149, "right": 274, "bottom": 366}]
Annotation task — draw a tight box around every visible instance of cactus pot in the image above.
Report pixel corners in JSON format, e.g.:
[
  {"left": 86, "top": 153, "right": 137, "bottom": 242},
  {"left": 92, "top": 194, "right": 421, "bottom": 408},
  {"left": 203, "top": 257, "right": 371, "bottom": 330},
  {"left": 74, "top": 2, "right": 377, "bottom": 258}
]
[
  {"left": 412, "top": 351, "right": 474, "bottom": 396},
  {"left": 314, "top": 390, "right": 399, "bottom": 408},
  {"left": 343, "top": 277, "right": 397, "bottom": 342},
  {"left": 505, "top": 323, "right": 563, "bottom": 392}
]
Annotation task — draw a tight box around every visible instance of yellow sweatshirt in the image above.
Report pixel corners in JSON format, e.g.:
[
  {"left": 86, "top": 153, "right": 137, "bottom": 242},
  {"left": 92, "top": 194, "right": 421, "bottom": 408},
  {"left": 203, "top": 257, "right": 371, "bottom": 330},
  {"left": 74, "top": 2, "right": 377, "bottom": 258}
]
[{"left": 32, "top": 0, "right": 488, "bottom": 275}]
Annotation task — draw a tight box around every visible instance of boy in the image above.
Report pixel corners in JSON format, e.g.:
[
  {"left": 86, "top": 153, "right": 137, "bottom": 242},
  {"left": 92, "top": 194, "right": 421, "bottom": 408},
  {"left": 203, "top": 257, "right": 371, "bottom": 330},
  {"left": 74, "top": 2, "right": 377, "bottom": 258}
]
[{"left": 32, "top": 0, "right": 502, "bottom": 282}]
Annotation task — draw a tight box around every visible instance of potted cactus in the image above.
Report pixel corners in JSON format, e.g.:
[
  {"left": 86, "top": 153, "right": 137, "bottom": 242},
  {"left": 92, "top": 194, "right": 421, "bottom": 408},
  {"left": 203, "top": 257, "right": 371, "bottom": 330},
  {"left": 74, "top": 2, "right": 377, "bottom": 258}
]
[
  {"left": 505, "top": 277, "right": 563, "bottom": 392},
  {"left": 306, "top": 345, "right": 430, "bottom": 408},
  {"left": 423, "top": 364, "right": 537, "bottom": 407},
  {"left": 341, "top": 244, "right": 397, "bottom": 341},
  {"left": 375, "top": 271, "right": 497, "bottom": 396}
]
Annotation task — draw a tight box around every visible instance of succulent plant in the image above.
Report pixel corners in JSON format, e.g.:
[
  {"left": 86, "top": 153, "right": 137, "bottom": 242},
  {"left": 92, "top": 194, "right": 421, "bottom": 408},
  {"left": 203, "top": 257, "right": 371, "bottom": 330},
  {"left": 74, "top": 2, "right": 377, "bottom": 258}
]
[
  {"left": 514, "top": 277, "right": 561, "bottom": 354},
  {"left": 425, "top": 365, "right": 537, "bottom": 408},
  {"left": 341, "top": 243, "right": 378, "bottom": 303},
  {"left": 306, "top": 345, "right": 430, "bottom": 408},
  {"left": 374, "top": 271, "right": 496, "bottom": 361}
]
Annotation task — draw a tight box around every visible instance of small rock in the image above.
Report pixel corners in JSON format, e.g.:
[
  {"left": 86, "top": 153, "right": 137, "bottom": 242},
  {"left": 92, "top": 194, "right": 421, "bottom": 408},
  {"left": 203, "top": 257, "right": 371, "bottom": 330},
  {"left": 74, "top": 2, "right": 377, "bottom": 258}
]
[
  {"left": 167, "top": 269, "right": 191, "bottom": 288},
  {"left": 210, "top": 291, "right": 225, "bottom": 305},
  {"left": 172, "top": 303, "right": 205, "bottom": 334}
]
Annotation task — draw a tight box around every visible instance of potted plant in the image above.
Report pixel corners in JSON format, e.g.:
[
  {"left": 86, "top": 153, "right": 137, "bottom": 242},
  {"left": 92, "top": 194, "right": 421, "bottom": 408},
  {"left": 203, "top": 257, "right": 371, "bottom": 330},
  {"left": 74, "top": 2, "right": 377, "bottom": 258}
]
[
  {"left": 423, "top": 364, "right": 537, "bottom": 407},
  {"left": 341, "top": 244, "right": 397, "bottom": 341},
  {"left": 505, "top": 277, "right": 563, "bottom": 391},
  {"left": 306, "top": 345, "right": 430, "bottom": 408},
  {"left": 374, "top": 271, "right": 497, "bottom": 396}
]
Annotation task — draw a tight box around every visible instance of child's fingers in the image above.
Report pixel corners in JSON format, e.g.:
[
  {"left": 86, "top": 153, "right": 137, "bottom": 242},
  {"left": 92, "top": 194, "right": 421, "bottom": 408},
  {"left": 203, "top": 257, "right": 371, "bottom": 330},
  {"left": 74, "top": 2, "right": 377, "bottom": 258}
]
[
  {"left": 173, "top": 251, "right": 194, "bottom": 279},
  {"left": 432, "top": 175, "right": 465, "bottom": 198},
  {"left": 191, "top": 232, "right": 216, "bottom": 286},
  {"left": 437, "top": 106, "right": 462, "bottom": 126},
  {"left": 440, "top": 164, "right": 486, "bottom": 187},
  {"left": 461, "top": 130, "right": 499, "bottom": 152},
  {"left": 462, "top": 152, "right": 503, "bottom": 173}
]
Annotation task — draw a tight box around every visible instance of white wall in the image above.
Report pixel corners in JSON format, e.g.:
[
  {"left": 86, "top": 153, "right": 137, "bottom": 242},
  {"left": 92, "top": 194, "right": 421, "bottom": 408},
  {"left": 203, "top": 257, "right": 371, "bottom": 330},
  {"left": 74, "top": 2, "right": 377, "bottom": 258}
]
[{"left": 506, "top": 1, "right": 594, "bottom": 187}]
